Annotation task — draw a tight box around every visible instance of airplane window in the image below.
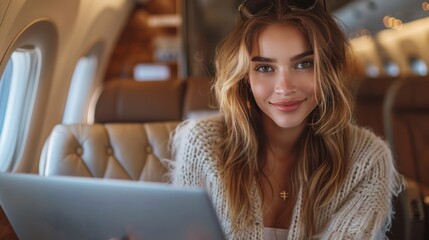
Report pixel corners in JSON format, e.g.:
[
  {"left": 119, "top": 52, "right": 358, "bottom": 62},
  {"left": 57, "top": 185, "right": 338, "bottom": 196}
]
[
  {"left": 410, "top": 58, "right": 428, "bottom": 76},
  {"left": 0, "top": 59, "right": 13, "bottom": 136},
  {"left": 133, "top": 64, "right": 170, "bottom": 81},
  {"left": 384, "top": 61, "right": 400, "bottom": 77},
  {"left": 63, "top": 55, "right": 98, "bottom": 124},
  {"left": 365, "top": 63, "right": 380, "bottom": 77},
  {"left": 0, "top": 48, "right": 40, "bottom": 171}
]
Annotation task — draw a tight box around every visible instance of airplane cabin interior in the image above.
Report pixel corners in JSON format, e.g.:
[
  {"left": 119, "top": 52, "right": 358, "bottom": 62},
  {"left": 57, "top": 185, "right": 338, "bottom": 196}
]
[{"left": 0, "top": 0, "right": 429, "bottom": 239}]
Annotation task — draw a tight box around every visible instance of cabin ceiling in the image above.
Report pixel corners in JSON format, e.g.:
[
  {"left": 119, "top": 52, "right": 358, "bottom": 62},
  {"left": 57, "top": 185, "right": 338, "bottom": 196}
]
[
  {"left": 333, "top": 0, "right": 428, "bottom": 35},
  {"left": 328, "top": 0, "right": 353, "bottom": 12},
  {"left": 131, "top": 0, "right": 428, "bottom": 77},
  {"left": 134, "top": 0, "right": 429, "bottom": 36}
]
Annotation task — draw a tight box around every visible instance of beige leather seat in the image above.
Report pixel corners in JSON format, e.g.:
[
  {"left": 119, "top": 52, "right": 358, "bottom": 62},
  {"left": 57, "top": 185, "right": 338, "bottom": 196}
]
[
  {"left": 94, "top": 80, "right": 186, "bottom": 123},
  {"left": 39, "top": 121, "right": 178, "bottom": 182},
  {"left": 384, "top": 78, "right": 429, "bottom": 240},
  {"left": 94, "top": 78, "right": 217, "bottom": 123},
  {"left": 39, "top": 77, "right": 218, "bottom": 179},
  {"left": 384, "top": 78, "right": 429, "bottom": 194}
]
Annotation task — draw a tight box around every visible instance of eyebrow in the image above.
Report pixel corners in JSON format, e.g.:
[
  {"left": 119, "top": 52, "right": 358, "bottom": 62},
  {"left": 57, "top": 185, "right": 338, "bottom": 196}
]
[
  {"left": 290, "top": 49, "right": 314, "bottom": 62},
  {"left": 251, "top": 49, "right": 314, "bottom": 63}
]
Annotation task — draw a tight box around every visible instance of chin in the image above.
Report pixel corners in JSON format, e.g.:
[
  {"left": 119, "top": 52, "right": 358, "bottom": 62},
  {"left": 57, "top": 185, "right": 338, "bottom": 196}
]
[{"left": 272, "top": 118, "right": 306, "bottom": 130}]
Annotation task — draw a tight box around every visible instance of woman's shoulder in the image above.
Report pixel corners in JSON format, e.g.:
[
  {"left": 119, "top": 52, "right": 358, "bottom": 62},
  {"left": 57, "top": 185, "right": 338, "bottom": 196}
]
[
  {"left": 343, "top": 124, "right": 403, "bottom": 202},
  {"left": 169, "top": 115, "right": 224, "bottom": 185},
  {"left": 170, "top": 115, "right": 224, "bottom": 159},
  {"left": 349, "top": 124, "right": 390, "bottom": 156},
  {"left": 174, "top": 115, "right": 223, "bottom": 142},
  {"left": 348, "top": 124, "right": 396, "bottom": 175}
]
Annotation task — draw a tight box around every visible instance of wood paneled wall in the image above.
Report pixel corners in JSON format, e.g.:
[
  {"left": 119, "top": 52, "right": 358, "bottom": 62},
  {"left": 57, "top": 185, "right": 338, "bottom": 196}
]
[{"left": 104, "top": 0, "right": 180, "bottom": 81}]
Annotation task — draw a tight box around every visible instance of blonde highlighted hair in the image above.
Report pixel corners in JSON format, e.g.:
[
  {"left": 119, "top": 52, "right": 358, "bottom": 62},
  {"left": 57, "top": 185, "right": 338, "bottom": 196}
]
[{"left": 213, "top": 1, "right": 354, "bottom": 238}]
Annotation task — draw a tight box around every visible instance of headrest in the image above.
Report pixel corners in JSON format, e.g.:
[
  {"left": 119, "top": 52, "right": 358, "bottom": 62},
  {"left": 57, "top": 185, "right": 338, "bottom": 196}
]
[
  {"left": 385, "top": 78, "right": 429, "bottom": 112},
  {"left": 182, "top": 77, "right": 218, "bottom": 119},
  {"left": 94, "top": 80, "right": 185, "bottom": 123},
  {"left": 355, "top": 77, "right": 397, "bottom": 100}
]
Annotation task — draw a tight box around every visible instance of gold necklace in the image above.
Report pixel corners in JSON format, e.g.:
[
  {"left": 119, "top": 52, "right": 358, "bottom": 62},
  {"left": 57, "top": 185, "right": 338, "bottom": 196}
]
[
  {"left": 271, "top": 177, "right": 289, "bottom": 201},
  {"left": 265, "top": 150, "right": 292, "bottom": 201}
]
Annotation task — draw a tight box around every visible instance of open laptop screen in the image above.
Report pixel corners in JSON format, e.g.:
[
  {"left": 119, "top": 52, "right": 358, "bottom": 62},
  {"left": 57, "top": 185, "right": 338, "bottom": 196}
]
[{"left": 0, "top": 173, "right": 225, "bottom": 240}]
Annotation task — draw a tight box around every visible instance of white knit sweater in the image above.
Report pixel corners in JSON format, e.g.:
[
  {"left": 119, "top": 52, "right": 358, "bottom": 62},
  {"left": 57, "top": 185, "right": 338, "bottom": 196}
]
[{"left": 170, "top": 116, "right": 402, "bottom": 240}]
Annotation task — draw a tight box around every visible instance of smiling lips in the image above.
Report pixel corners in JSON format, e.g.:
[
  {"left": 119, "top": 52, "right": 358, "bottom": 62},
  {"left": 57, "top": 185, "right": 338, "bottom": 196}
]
[{"left": 270, "top": 99, "right": 306, "bottom": 112}]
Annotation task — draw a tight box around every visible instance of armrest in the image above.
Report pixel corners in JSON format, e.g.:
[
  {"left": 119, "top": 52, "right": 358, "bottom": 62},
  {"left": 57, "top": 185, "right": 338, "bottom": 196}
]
[
  {"left": 417, "top": 182, "right": 429, "bottom": 239},
  {"left": 390, "top": 178, "right": 426, "bottom": 240}
]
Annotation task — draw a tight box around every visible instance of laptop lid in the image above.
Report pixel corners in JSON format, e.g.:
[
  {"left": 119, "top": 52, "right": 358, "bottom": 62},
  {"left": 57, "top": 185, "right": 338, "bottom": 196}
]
[{"left": 0, "top": 173, "right": 225, "bottom": 240}]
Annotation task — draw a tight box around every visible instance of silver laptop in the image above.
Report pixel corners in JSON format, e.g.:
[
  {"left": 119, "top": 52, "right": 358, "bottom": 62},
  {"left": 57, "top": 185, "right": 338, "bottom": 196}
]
[{"left": 0, "top": 173, "right": 225, "bottom": 240}]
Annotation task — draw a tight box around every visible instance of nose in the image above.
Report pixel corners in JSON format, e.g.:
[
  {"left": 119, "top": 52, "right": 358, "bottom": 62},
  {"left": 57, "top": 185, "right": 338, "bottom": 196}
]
[{"left": 274, "top": 71, "right": 295, "bottom": 94}]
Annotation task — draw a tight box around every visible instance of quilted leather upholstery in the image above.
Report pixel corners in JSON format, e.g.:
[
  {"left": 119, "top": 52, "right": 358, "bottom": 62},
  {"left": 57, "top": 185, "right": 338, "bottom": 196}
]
[{"left": 39, "top": 121, "right": 179, "bottom": 182}]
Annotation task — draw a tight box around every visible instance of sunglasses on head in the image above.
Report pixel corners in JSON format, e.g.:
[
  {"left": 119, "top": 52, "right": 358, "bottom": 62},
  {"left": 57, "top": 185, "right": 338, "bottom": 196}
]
[{"left": 238, "top": 0, "right": 327, "bottom": 19}]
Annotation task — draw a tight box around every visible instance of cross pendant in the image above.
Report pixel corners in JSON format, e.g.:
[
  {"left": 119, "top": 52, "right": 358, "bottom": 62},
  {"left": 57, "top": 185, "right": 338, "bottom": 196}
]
[{"left": 280, "top": 190, "right": 288, "bottom": 201}]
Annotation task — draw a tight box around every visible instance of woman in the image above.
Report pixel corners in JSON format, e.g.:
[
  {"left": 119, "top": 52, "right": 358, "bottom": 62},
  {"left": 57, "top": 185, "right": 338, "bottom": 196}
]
[{"left": 171, "top": 0, "right": 402, "bottom": 239}]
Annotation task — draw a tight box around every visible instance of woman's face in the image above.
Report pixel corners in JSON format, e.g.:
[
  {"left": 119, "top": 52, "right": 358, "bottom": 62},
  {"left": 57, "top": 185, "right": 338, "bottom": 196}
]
[{"left": 248, "top": 23, "right": 317, "bottom": 130}]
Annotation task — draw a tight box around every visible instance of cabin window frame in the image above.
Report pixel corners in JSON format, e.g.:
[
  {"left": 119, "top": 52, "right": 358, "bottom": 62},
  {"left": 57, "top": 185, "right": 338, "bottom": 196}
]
[
  {"left": 0, "top": 48, "right": 41, "bottom": 172},
  {"left": 62, "top": 42, "right": 104, "bottom": 124},
  {"left": 0, "top": 58, "right": 13, "bottom": 135},
  {"left": 0, "top": 20, "right": 58, "bottom": 173},
  {"left": 62, "top": 55, "right": 99, "bottom": 124}
]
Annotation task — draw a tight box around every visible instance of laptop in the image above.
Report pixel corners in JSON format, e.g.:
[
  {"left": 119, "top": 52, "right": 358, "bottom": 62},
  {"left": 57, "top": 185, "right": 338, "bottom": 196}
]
[{"left": 0, "top": 173, "right": 225, "bottom": 240}]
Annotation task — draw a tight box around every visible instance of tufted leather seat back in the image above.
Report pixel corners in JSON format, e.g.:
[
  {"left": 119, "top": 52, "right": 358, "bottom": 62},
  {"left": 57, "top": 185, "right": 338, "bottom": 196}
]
[{"left": 39, "top": 121, "right": 179, "bottom": 182}]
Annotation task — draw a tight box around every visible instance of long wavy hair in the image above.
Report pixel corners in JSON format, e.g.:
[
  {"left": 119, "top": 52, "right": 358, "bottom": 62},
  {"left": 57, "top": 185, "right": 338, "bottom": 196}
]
[{"left": 213, "top": 1, "right": 354, "bottom": 238}]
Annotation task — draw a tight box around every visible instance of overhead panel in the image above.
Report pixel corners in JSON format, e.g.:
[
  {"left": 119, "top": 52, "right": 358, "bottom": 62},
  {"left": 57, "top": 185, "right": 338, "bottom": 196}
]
[{"left": 0, "top": 0, "right": 10, "bottom": 25}]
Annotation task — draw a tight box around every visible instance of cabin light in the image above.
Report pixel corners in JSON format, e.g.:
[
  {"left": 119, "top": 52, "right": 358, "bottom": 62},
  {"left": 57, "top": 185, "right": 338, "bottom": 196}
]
[
  {"left": 383, "top": 16, "right": 391, "bottom": 27},
  {"left": 392, "top": 19, "right": 403, "bottom": 30},
  {"left": 383, "top": 16, "right": 402, "bottom": 30},
  {"left": 384, "top": 16, "right": 395, "bottom": 28},
  {"left": 423, "top": 2, "right": 429, "bottom": 11},
  {"left": 387, "top": 17, "right": 394, "bottom": 28}
]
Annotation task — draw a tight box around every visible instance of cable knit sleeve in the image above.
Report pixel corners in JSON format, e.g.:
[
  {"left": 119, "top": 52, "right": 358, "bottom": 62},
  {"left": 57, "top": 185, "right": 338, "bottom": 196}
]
[
  {"left": 318, "top": 128, "right": 403, "bottom": 240},
  {"left": 169, "top": 117, "right": 222, "bottom": 189},
  {"left": 169, "top": 120, "right": 205, "bottom": 187}
]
